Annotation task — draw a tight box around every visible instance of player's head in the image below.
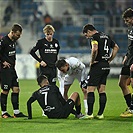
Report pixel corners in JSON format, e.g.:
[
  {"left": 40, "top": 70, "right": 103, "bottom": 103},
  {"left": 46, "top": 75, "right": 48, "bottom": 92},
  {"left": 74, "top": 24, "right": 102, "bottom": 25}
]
[
  {"left": 37, "top": 75, "right": 49, "bottom": 87},
  {"left": 122, "top": 8, "right": 133, "bottom": 26},
  {"left": 43, "top": 24, "right": 55, "bottom": 41},
  {"left": 55, "top": 59, "right": 69, "bottom": 73},
  {"left": 82, "top": 24, "right": 96, "bottom": 38},
  {"left": 10, "top": 23, "right": 22, "bottom": 41}
]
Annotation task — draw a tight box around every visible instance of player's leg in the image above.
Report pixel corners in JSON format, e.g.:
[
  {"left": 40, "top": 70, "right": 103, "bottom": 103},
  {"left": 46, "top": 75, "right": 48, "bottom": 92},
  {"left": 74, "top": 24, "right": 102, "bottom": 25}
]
[
  {"left": 12, "top": 86, "right": 27, "bottom": 117},
  {"left": 64, "top": 84, "right": 71, "bottom": 100},
  {"left": 64, "top": 75, "right": 74, "bottom": 100},
  {"left": 63, "top": 92, "right": 83, "bottom": 118},
  {"left": 1, "top": 68, "right": 12, "bottom": 118},
  {"left": 79, "top": 86, "right": 96, "bottom": 119},
  {"left": 96, "top": 84, "right": 106, "bottom": 119},
  {"left": 69, "top": 92, "right": 81, "bottom": 115},
  {"left": 82, "top": 88, "right": 88, "bottom": 115},
  {"left": 78, "top": 75, "right": 88, "bottom": 115},
  {"left": 11, "top": 72, "right": 27, "bottom": 118},
  {"left": 118, "top": 66, "right": 131, "bottom": 110},
  {"left": 1, "top": 90, "right": 11, "bottom": 118}
]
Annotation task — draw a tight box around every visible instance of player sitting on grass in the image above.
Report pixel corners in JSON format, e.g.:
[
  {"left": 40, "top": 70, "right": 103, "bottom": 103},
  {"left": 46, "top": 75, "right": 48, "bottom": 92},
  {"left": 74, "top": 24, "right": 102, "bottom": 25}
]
[{"left": 27, "top": 75, "right": 84, "bottom": 119}]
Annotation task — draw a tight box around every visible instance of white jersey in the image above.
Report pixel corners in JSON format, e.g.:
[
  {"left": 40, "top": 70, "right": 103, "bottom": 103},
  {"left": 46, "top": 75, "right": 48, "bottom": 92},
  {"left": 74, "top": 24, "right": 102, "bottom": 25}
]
[{"left": 58, "top": 57, "right": 87, "bottom": 95}]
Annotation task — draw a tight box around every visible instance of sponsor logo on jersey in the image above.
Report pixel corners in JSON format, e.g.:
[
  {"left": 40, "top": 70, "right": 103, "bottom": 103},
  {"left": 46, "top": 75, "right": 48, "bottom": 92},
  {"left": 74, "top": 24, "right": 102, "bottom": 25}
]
[
  {"left": 44, "top": 106, "right": 55, "bottom": 112},
  {"left": 9, "top": 51, "right": 15, "bottom": 56}
]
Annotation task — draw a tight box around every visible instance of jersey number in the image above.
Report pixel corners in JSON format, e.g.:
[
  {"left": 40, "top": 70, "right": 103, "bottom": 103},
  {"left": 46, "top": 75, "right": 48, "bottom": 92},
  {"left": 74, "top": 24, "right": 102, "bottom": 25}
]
[
  {"left": 104, "top": 39, "right": 109, "bottom": 53},
  {"left": 43, "top": 92, "right": 48, "bottom": 105}
]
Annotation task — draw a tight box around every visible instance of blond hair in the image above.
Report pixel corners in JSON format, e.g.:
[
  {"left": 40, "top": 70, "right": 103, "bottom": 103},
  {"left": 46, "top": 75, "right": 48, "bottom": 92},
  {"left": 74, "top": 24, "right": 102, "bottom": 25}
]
[{"left": 43, "top": 24, "right": 55, "bottom": 33}]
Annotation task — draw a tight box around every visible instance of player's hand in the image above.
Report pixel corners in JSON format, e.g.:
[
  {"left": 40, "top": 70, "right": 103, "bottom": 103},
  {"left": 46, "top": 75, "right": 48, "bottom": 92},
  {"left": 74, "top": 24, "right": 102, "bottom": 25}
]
[
  {"left": 80, "top": 80, "right": 88, "bottom": 89},
  {"left": 3, "top": 61, "right": 11, "bottom": 68},
  {"left": 130, "top": 64, "right": 133, "bottom": 71},
  {"left": 40, "top": 61, "right": 47, "bottom": 67}
]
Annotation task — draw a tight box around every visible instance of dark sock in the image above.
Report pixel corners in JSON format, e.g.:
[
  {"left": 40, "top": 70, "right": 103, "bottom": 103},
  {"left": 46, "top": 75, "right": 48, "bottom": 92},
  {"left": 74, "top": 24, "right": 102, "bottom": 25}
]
[
  {"left": 1, "top": 93, "right": 8, "bottom": 111},
  {"left": 98, "top": 93, "right": 107, "bottom": 115},
  {"left": 130, "top": 95, "right": 133, "bottom": 110},
  {"left": 11, "top": 93, "right": 19, "bottom": 110},
  {"left": 124, "top": 93, "right": 131, "bottom": 107},
  {"left": 75, "top": 104, "right": 81, "bottom": 115},
  {"left": 71, "top": 109, "right": 77, "bottom": 115},
  {"left": 87, "top": 92, "right": 95, "bottom": 115}
]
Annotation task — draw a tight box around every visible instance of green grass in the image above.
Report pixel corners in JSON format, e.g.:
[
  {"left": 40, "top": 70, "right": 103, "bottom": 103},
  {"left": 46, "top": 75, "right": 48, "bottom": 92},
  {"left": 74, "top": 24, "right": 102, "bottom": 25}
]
[{"left": 0, "top": 78, "right": 133, "bottom": 133}]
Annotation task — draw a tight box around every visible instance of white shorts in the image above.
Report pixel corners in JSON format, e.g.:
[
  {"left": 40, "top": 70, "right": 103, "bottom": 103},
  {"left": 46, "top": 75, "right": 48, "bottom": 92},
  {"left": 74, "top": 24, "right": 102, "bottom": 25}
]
[{"left": 64, "top": 73, "right": 82, "bottom": 85}]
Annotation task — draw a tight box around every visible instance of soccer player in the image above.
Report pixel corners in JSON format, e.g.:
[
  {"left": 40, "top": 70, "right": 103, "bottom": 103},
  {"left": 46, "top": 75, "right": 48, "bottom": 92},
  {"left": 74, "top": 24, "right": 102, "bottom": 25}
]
[
  {"left": 56, "top": 57, "right": 88, "bottom": 114},
  {"left": 30, "top": 24, "right": 60, "bottom": 86},
  {"left": 0, "top": 24, "right": 27, "bottom": 118},
  {"left": 119, "top": 8, "right": 133, "bottom": 117},
  {"left": 27, "top": 75, "right": 84, "bottom": 119},
  {"left": 80, "top": 24, "right": 119, "bottom": 119}
]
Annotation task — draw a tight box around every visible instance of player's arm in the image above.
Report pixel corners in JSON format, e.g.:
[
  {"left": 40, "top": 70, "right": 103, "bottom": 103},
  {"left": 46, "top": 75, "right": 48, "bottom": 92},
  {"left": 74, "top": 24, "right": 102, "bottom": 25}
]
[
  {"left": 0, "top": 40, "right": 11, "bottom": 68},
  {"left": 56, "top": 86, "right": 66, "bottom": 105},
  {"left": 30, "top": 41, "right": 42, "bottom": 63},
  {"left": 90, "top": 40, "right": 98, "bottom": 66},
  {"left": 27, "top": 96, "right": 36, "bottom": 119},
  {"left": 108, "top": 43, "right": 119, "bottom": 63},
  {"left": 57, "top": 70, "right": 65, "bottom": 96}
]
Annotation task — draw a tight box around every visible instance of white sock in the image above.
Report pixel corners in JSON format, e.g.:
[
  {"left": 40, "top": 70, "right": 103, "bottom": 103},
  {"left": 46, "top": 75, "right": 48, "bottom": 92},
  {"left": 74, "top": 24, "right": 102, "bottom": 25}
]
[
  {"left": 2, "top": 111, "right": 7, "bottom": 115},
  {"left": 14, "top": 110, "right": 20, "bottom": 114},
  {"left": 84, "top": 99, "right": 88, "bottom": 115},
  {"left": 42, "top": 110, "right": 46, "bottom": 116}
]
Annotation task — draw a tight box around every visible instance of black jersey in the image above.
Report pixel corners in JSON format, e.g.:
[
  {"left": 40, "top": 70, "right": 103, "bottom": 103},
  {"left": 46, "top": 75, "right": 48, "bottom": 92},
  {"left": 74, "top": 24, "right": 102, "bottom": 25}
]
[
  {"left": 30, "top": 38, "right": 60, "bottom": 67},
  {"left": 90, "top": 32, "right": 116, "bottom": 62},
  {"left": 0, "top": 35, "right": 16, "bottom": 67},
  {"left": 124, "top": 26, "right": 133, "bottom": 66},
  {"left": 27, "top": 85, "right": 66, "bottom": 118}
]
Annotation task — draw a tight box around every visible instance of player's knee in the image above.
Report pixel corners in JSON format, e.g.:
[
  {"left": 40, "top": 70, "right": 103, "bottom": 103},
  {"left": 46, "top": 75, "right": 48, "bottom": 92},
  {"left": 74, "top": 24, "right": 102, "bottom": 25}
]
[
  {"left": 118, "top": 81, "right": 125, "bottom": 89},
  {"left": 1, "top": 90, "right": 9, "bottom": 95}
]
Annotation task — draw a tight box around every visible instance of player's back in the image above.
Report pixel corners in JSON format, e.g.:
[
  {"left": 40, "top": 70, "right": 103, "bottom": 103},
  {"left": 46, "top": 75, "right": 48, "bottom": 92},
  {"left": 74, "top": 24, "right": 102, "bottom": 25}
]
[{"left": 36, "top": 85, "right": 64, "bottom": 118}]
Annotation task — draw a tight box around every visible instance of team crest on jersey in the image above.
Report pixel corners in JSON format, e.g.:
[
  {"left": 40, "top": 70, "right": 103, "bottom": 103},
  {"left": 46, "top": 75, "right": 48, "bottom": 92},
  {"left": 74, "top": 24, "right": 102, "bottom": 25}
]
[
  {"left": 50, "top": 44, "right": 54, "bottom": 48},
  {"left": 55, "top": 43, "right": 58, "bottom": 47}
]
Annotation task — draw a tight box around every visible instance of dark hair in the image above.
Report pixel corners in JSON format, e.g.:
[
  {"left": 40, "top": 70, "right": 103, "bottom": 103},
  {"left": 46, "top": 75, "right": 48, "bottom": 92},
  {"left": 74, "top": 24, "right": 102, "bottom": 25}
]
[
  {"left": 122, "top": 8, "right": 133, "bottom": 18},
  {"left": 82, "top": 24, "right": 96, "bottom": 33},
  {"left": 11, "top": 23, "right": 22, "bottom": 33},
  {"left": 37, "top": 75, "right": 48, "bottom": 85},
  {"left": 55, "top": 59, "right": 67, "bottom": 69}
]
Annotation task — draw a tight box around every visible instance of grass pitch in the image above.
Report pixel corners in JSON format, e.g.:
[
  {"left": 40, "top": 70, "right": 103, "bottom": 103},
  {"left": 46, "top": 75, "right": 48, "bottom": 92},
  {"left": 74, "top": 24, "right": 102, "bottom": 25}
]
[{"left": 0, "top": 78, "right": 133, "bottom": 133}]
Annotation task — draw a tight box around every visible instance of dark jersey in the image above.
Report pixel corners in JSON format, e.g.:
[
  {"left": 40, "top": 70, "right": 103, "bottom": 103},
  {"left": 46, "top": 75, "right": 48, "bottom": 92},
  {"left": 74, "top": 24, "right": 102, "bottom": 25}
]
[
  {"left": 30, "top": 38, "right": 60, "bottom": 67},
  {"left": 124, "top": 25, "right": 133, "bottom": 66},
  {"left": 27, "top": 85, "right": 66, "bottom": 118},
  {"left": 0, "top": 35, "right": 16, "bottom": 67},
  {"left": 90, "top": 32, "right": 116, "bottom": 62}
]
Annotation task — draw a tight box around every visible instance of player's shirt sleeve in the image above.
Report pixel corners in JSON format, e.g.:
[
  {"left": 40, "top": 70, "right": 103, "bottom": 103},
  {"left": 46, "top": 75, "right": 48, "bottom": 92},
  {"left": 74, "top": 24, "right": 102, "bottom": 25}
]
[
  {"left": 30, "top": 40, "right": 42, "bottom": 62},
  {"left": 0, "top": 39, "right": 5, "bottom": 62},
  {"left": 27, "top": 92, "right": 37, "bottom": 119}
]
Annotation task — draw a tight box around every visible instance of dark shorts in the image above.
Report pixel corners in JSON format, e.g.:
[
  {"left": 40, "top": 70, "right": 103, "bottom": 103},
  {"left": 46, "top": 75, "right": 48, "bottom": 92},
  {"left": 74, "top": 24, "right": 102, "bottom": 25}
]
[
  {"left": 88, "top": 62, "right": 110, "bottom": 86},
  {"left": 1, "top": 67, "right": 19, "bottom": 90},
  {"left": 40, "top": 66, "right": 57, "bottom": 85},
  {"left": 60, "top": 99, "right": 75, "bottom": 118},
  {"left": 120, "top": 65, "right": 133, "bottom": 78}
]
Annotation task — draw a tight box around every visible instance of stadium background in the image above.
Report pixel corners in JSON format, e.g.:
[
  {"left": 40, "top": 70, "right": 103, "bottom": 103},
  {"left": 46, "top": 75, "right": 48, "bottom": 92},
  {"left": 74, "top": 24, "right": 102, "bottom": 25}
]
[{"left": 0, "top": 0, "right": 133, "bottom": 79}]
